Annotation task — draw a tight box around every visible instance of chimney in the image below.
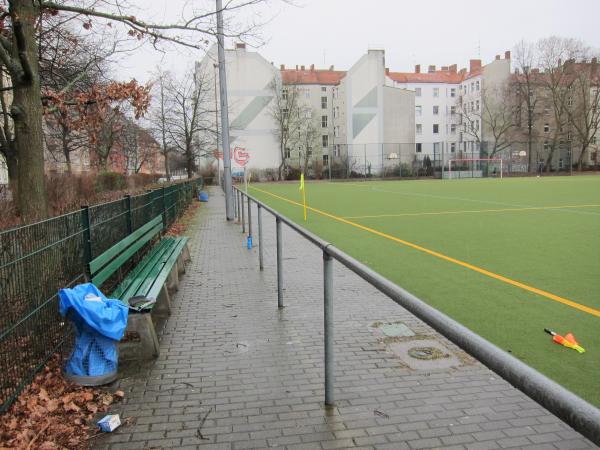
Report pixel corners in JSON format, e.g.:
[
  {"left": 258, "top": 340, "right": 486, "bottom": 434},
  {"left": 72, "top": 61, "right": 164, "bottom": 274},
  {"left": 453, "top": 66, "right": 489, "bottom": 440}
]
[
  {"left": 415, "top": 64, "right": 421, "bottom": 73},
  {"left": 449, "top": 64, "right": 457, "bottom": 73},
  {"left": 235, "top": 43, "right": 246, "bottom": 50},
  {"left": 441, "top": 66, "right": 448, "bottom": 71},
  {"left": 469, "top": 59, "right": 482, "bottom": 72},
  {"left": 329, "top": 65, "right": 334, "bottom": 71},
  {"left": 505, "top": 50, "right": 511, "bottom": 60},
  {"left": 495, "top": 55, "right": 500, "bottom": 60},
  {"left": 301, "top": 65, "right": 305, "bottom": 70},
  {"left": 385, "top": 67, "right": 389, "bottom": 75},
  {"left": 280, "top": 64, "right": 285, "bottom": 70},
  {"left": 295, "top": 65, "right": 298, "bottom": 70},
  {"left": 428, "top": 64, "right": 436, "bottom": 73},
  {"left": 310, "top": 64, "right": 314, "bottom": 71}
]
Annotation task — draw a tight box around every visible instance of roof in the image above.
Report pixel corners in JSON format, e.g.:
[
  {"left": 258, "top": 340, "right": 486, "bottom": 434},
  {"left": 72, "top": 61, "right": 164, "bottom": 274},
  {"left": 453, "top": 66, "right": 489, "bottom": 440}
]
[
  {"left": 281, "top": 69, "right": 346, "bottom": 85},
  {"left": 387, "top": 71, "right": 466, "bottom": 84}
]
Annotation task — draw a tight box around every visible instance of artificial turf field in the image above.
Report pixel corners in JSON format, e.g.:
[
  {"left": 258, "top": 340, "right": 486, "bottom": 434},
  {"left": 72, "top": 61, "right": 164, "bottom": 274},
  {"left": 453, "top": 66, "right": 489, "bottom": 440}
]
[{"left": 248, "top": 175, "right": 600, "bottom": 408}]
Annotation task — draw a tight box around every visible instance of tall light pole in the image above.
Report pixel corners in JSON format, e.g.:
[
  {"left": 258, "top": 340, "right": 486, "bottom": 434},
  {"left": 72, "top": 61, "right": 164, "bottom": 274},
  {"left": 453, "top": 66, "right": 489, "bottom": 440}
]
[
  {"left": 216, "top": 0, "right": 234, "bottom": 220},
  {"left": 213, "top": 63, "right": 221, "bottom": 186}
]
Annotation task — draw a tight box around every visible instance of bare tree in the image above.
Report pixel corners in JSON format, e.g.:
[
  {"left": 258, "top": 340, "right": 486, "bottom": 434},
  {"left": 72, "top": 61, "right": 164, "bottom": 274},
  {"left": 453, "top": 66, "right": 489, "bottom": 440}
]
[
  {"left": 513, "top": 39, "right": 540, "bottom": 171},
  {"left": 481, "top": 84, "right": 516, "bottom": 158},
  {"left": 121, "top": 118, "right": 158, "bottom": 174},
  {"left": 148, "top": 69, "right": 175, "bottom": 180},
  {"left": 268, "top": 78, "right": 301, "bottom": 179},
  {"left": 565, "top": 59, "right": 600, "bottom": 170},
  {"left": 292, "top": 108, "right": 320, "bottom": 175},
  {"left": 165, "top": 68, "right": 212, "bottom": 178},
  {"left": 93, "top": 107, "right": 124, "bottom": 171},
  {"left": 537, "top": 37, "right": 586, "bottom": 171}
]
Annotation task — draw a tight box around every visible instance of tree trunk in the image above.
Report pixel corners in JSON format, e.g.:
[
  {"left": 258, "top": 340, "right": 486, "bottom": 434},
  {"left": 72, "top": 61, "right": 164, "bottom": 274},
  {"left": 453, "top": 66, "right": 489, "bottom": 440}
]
[
  {"left": 11, "top": 1, "right": 48, "bottom": 220},
  {"left": 577, "top": 144, "right": 588, "bottom": 171},
  {"left": 62, "top": 131, "right": 72, "bottom": 173}
]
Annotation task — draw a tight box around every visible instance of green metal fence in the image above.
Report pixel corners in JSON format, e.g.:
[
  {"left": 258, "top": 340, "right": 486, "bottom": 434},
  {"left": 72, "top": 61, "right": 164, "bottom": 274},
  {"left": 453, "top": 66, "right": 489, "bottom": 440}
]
[{"left": 0, "top": 178, "right": 202, "bottom": 412}]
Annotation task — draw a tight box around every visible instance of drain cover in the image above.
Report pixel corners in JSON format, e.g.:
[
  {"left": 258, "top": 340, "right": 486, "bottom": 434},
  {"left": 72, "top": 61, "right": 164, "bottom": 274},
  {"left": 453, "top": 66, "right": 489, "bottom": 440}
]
[{"left": 408, "top": 346, "right": 448, "bottom": 360}]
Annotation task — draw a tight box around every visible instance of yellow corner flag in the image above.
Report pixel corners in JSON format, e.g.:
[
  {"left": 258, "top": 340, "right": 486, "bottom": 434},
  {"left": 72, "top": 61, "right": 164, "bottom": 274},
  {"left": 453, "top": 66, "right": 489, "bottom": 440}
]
[{"left": 299, "top": 173, "right": 307, "bottom": 221}]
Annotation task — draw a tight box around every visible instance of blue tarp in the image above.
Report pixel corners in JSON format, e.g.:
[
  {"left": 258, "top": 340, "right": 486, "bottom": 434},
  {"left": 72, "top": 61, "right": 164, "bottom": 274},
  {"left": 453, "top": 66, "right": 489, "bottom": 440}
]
[{"left": 59, "top": 283, "right": 128, "bottom": 377}]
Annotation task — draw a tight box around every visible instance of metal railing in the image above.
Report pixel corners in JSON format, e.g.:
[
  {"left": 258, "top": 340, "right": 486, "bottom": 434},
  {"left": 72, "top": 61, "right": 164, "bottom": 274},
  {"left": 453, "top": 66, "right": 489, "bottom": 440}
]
[
  {"left": 233, "top": 185, "right": 600, "bottom": 446},
  {"left": 0, "top": 178, "right": 202, "bottom": 412}
]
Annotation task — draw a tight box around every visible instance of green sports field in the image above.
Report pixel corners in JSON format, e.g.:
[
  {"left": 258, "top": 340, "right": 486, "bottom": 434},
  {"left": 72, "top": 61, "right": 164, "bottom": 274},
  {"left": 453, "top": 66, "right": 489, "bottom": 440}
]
[{"left": 249, "top": 176, "right": 600, "bottom": 407}]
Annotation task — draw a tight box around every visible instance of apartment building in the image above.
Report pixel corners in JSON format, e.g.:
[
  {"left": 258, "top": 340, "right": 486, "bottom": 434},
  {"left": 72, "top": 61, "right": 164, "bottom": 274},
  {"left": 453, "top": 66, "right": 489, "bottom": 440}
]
[{"left": 388, "top": 52, "right": 511, "bottom": 163}]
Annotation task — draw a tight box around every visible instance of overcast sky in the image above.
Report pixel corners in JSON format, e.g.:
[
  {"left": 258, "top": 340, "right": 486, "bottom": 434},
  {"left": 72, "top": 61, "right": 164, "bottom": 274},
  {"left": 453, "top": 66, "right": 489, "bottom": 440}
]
[{"left": 115, "top": 0, "right": 600, "bottom": 83}]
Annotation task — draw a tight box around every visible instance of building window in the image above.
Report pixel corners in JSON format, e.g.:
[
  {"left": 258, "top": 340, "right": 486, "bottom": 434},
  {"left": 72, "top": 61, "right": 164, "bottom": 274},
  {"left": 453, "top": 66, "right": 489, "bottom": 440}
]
[
  {"left": 334, "top": 126, "right": 339, "bottom": 137},
  {"left": 464, "top": 102, "right": 468, "bottom": 112},
  {"left": 322, "top": 115, "right": 328, "bottom": 128},
  {"left": 333, "top": 106, "right": 339, "bottom": 118},
  {"left": 307, "top": 148, "right": 313, "bottom": 156},
  {"left": 284, "top": 147, "right": 291, "bottom": 159},
  {"left": 471, "top": 101, "right": 474, "bottom": 111},
  {"left": 332, "top": 88, "right": 338, "bottom": 99},
  {"left": 568, "top": 96, "right": 573, "bottom": 107},
  {"left": 476, "top": 100, "right": 480, "bottom": 111},
  {"left": 433, "top": 88, "right": 439, "bottom": 97},
  {"left": 433, "top": 105, "right": 439, "bottom": 115},
  {"left": 415, "top": 87, "right": 422, "bottom": 97},
  {"left": 323, "top": 154, "right": 328, "bottom": 164},
  {"left": 282, "top": 89, "right": 288, "bottom": 100},
  {"left": 416, "top": 105, "right": 422, "bottom": 116},
  {"left": 543, "top": 142, "right": 550, "bottom": 151},
  {"left": 450, "top": 106, "right": 456, "bottom": 115},
  {"left": 592, "top": 137, "right": 597, "bottom": 144},
  {"left": 333, "top": 144, "right": 340, "bottom": 157},
  {"left": 305, "top": 109, "right": 312, "bottom": 119},
  {"left": 476, "top": 81, "right": 480, "bottom": 91},
  {"left": 416, "top": 124, "right": 422, "bottom": 134},
  {"left": 544, "top": 123, "right": 550, "bottom": 132},
  {"left": 451, "top": 88, "right": 456, "bottom": 98},
  {"left": 451, "top": 142, "right": 456, "bottom": 152},
  {"left": 451, "top": 124, "right": 456, "bottom": 134},
  {"left": 416, "top": 143, "right": 422, "bottom": 153},
  {"left": 321, "top": 86, "right": 327, "bottom": 92},
  {"left": 433, "top": 124, "right": 439, "bottom": 134},
  {"left": 321, "top": 96, "right": 327, "bottom": 109},
  {"left": 322, "top": 135, "right": 328, "bottom": 147},
  {"left": 471, "top": 82, "right": 474, "bottom": 92},
  {"left": 476, "top": 120, "right": 479, "bottom": 131}
]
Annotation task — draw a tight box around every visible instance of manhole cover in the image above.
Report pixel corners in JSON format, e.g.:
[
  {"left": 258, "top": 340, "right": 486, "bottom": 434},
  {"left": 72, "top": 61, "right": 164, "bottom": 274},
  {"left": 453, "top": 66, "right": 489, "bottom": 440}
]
[{"left": 408, "top": 346, "right": 448, "bottom": 360}]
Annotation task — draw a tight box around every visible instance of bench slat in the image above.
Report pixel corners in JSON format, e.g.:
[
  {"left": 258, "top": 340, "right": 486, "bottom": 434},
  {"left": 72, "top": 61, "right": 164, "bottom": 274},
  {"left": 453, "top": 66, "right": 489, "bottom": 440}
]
[
  {"left": 89, "top": 215, "right": 163, "bottom": 275},
  {"left": 91, "top": 222, "right": 163, "bottom": 287},
  {"left": 117, "top": 241, "right": 175, "bottom": 303},
  {"left": 133, "top": 238, "right": 182, "bottom": 298},
  {"left": 111, "top": 239, "right": 171, "bottom": 300},
  {"left": 146, "top": 238, "right": 189, "bottom": 300}
]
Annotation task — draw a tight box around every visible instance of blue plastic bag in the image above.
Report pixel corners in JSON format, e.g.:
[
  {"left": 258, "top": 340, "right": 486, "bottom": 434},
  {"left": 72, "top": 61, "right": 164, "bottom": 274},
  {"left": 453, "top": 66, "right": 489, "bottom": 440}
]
[{"left": 59, "top": 283, "right": 128, "bottom": 377}]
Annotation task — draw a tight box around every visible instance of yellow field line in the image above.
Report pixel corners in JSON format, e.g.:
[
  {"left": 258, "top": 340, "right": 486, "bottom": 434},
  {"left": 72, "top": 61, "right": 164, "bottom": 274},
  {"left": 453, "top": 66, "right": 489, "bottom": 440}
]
[
  {"left": 343, "top": 204, "right": 600, "bottom": 220},
  {"left": 249, "top": 185, "right": 600, "bottom": 318}
]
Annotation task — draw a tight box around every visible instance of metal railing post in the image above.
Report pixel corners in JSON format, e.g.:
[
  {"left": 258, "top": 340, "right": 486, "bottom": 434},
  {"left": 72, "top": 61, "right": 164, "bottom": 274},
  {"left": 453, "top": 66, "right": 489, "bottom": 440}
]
[
  {"left": 276, "top": 217, "right": 283, "bottom": 308},
  {"left": 237, "top": 189, "right": 241, "bottom": 223},
  {"left": 233, "top": 188, "right": 238, "bottom": 219},
  {"left": 323, "top": 249, "right": 334, "bottom": 406},
  {"left": 258, "top": 205, "right": 264, "bottom": 270},
  {"left": 241, "top": 193, "right": 246, "bottom": 233},
  {"left": 247, "top": 196, "right": 252, "bottom": 239}
]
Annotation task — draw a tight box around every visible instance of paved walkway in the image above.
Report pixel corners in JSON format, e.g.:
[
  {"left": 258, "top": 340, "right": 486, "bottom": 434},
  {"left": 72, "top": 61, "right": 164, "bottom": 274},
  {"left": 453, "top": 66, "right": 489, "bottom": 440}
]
[{"left": 96, "top": 190, "right": 596, "bottom": 450}]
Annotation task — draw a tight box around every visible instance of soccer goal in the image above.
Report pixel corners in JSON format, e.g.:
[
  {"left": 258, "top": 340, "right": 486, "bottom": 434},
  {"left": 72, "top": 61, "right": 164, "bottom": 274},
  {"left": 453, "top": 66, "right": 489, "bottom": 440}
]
[{"left": 444, "top": 158, "right": 504, "bottom": 179}]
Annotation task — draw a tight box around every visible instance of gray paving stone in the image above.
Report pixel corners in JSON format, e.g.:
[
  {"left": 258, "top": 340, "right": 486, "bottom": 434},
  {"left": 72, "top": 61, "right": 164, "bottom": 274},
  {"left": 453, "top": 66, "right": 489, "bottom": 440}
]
[{"left": 93, "top": 190, "right": 597, "bottom": 450}]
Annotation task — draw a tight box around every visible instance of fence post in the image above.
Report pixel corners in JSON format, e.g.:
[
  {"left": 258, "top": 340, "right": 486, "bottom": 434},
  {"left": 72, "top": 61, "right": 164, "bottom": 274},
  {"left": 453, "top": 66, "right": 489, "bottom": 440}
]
[
  {"left": 80, "top": 205, "right": 92, "bottom": 279},
  {"left": 258, "top": 205, "right": 264, "bottom": 271},
  {"left": 247, "top": 196, "right": 252, "bottom": 241},
  {"left": 124, "top": 194, "right": 133, "bottom": 234},
  {"left": 237, "top": 189, "right": 241, "bottom": 223},
  {"left": 233, "top": 188, "right": 238, "bottom": 219},
  {"left": 323, "top": 249, "right": 334, "bottom": 406},
  {"left": 276, "top": 217, "right": 283, "bottom": 308},
  {"left": 241, "top": 193, "right": 246, "bottom": 233}
]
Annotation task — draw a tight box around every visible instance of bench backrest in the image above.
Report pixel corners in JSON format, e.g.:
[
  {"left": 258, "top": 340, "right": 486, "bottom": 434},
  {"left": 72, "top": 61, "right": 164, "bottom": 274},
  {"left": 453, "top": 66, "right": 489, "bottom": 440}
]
[{"left": 89, "top": 214, "right": 164, "bottom": 287}]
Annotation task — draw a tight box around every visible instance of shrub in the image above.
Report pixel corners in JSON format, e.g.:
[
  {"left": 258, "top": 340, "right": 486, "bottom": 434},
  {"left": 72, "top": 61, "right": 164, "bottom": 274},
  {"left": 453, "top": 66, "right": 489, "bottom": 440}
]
[{"left": 95, "top": 171, "right": 126, "bottom": 192}]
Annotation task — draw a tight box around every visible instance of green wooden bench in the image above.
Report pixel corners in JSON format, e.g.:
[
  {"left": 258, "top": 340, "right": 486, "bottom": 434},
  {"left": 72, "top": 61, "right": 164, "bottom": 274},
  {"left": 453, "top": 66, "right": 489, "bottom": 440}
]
[{"left": 89, "top": 214, "right": 191, "bottom": 358}]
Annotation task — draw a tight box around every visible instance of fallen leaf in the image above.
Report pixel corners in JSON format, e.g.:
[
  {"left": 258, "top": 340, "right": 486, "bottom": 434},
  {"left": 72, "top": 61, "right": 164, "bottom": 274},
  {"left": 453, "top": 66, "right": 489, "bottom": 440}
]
[
  {"left": 86, "top": 403, "right": 98, "bottom": 414},
  {"left": 64, "top": 402, "right": 80, "bottom": 413},
  {"left": 46, "top": 399, "right": 58, "bottom": 412},
  {"left": 114, "top": 390, "right": 125, "bottom": 398}
]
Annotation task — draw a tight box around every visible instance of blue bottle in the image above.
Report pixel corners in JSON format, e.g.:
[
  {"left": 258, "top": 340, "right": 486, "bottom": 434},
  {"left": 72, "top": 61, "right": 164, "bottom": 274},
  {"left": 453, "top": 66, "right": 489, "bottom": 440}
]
[{"left": 247, "top": 236, "right": 253, "bottom": 249}]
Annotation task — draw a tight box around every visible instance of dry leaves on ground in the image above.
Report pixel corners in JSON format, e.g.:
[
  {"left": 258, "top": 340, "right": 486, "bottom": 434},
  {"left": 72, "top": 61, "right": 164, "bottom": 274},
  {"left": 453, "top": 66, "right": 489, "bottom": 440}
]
[{"left": 0, "top": 355, "right": 124, "bottom": 449}]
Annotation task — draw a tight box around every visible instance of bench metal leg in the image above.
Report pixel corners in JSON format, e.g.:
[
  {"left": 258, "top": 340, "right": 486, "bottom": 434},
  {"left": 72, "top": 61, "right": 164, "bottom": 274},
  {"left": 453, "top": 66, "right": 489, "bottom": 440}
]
[
  {"left": 119, "top": 313, "right": 160, "bottom": 360},
  {"left": 182, "top": 242, "right": 191, "bottom": 263}
]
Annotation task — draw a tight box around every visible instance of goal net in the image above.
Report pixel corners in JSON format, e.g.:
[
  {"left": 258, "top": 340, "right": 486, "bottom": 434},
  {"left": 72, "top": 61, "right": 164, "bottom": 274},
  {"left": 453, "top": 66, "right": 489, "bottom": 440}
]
[{"left": 444, "top": 158, "right": 504, "bottom": 179}]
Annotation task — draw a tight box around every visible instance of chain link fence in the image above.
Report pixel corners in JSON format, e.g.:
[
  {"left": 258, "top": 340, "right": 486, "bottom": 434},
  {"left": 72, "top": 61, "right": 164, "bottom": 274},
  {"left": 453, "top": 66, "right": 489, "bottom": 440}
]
[
  {"left": 279, "top": 141, "right": 599, "bottom": 181},
  {"left": 0, "top": 178, "right": 202, "bottom": 412}
]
